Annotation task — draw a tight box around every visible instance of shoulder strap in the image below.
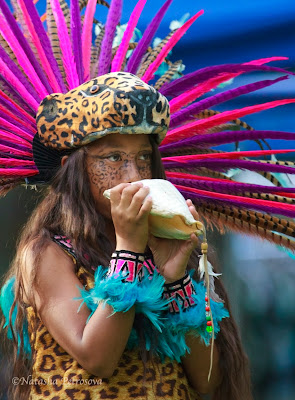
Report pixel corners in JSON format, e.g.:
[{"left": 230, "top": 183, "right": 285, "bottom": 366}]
[{"left": 51, "top": 234, "right": 78, "bottom": 266}]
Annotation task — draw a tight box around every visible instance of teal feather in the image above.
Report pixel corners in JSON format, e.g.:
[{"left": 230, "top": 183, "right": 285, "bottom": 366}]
[
  {"left": 0, "top": 276, "right": 31, "bottom": 358},
  {"left": 76, "top": 266, "right": 169, "bottom": 332}
]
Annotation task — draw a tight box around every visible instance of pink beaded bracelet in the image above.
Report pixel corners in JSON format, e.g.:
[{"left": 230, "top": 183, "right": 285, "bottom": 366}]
[{"left": 163, "top": 273, "right": 196, "bottom": 314}]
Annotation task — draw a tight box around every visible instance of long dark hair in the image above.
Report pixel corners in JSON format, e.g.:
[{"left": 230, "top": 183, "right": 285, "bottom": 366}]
[{"left": 0, "top": 135, "right": 252, "bottom": 399}]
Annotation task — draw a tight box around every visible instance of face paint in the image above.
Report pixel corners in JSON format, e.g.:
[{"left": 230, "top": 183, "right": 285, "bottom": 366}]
[{"left": 85, "top": 133, "right": 153, "bottom": 219}]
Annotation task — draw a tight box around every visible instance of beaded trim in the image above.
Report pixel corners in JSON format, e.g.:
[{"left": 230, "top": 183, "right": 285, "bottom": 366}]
[
  {"left": 107, "top": 250, "right": 146, "bottom": 282},
  {"left": 163, "top": 273, "right": 196, "bottom": 314}
]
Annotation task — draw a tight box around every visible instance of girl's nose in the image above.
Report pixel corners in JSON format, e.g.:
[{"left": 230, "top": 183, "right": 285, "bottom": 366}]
[{"left": 124, "top": 161, "right": 142, "bottom": 183}]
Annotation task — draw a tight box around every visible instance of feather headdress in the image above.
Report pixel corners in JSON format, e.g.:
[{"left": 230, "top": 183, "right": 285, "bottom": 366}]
[{"left": 0, "top": 0, "right": 294, "bottom": 252}]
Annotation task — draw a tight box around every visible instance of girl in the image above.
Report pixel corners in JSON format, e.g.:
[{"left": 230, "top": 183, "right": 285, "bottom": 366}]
[
  {"left": 1, "top": 0, "right": 294, "bottom": 399},
  {"left": 0, "top": 73, "right": 251, "bottom": 399}
]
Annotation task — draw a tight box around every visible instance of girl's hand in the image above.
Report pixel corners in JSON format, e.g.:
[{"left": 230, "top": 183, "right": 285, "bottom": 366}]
[
  {"left": 110, "top": 182, "right": 153, "bottom": 253},
  {"left": 148, "top": 199, "right": 199, "bottom": 283}
]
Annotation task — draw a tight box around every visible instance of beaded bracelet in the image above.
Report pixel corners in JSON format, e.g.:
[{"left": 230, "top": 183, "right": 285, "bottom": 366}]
[
  {"left": 106, "top": 250, "right": 146, "bottom": 282},
  {"left": 163, "top": 273, "right": 196, "bottom": 313}
]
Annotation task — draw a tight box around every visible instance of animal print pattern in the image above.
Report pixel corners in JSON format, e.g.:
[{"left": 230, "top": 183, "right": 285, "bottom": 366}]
[
  {"left": 25, "top": 238, "right": 200, "bottom": 399},
  {"left": 36, "top": 72, "right": 170, "bottom": 150}
]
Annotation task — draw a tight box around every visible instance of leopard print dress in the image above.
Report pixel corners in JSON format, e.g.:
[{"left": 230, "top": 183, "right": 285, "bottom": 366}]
[{"left": 26, "top": 237, "right": 200, "bottom": 400}]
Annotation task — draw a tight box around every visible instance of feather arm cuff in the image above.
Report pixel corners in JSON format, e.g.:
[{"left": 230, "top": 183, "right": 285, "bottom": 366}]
[{"left": 76, "top": 265, "right": 168, "bottom": 332}]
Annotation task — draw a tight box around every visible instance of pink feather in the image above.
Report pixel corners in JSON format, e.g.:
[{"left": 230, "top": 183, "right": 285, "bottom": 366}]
[
  {"left": 0, "top": 168, "right": 37, "bottom": 176},
  {"left": 0, "top": 130, "right": 32, "bottom": 147},
  {"left": 163, "top": 98, "right": 295, "bottom": 144},
  {"left": 0, "top": 89, "right": 36, "bottom": 126},
  {"left": 49, "top": 0, "right": 79, "bottom": 89},
  {"left": 0, "top": 117, "right": 34, "bottom": 141},
  {"left": 142, "top": 10, "right": 204, "bottom": 83},
  {"left": 0, "top": 158, "right": 35, "bottom": 166},
  {"left": 17, "top": 0, "right": 62, "bottom": 93},
  {"left": 0, "top": 58, "right": 39, "bottom": 111},
  {"left": 162, "top": 149, "right": 295, "bottom": 162},
  {"left": 0, "top": 104, "right": 35, "bottom": 132},
  {"left": 170, "top": 57, "right": 289, "bottom": 114},
  {"left": 82, "top": 0, "right": 97, "bottom": 81},
  {"left": 0, "top": 13, "right": 48, "bottom": 99},
  {"left": 111, "top": 0, "right": 147, "bottom": 72},
  {"left": 0, "top": 144, "right": 32, "bottom": 158},
  {"left": 174, "top": 184, "right": 295, "bottom": 214}
]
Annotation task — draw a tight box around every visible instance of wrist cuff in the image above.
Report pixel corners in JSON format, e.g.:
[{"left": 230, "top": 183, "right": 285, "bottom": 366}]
[
  {"left": 163, "top": 273, "right": 196, "bottom": 313},
  {"left": 107, "top": 250, "right": 145, "bottom": 282}
]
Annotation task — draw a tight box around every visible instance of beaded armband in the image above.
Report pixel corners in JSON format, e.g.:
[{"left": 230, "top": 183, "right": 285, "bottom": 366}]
[
  {"left": 107, "top": 250, "right": 145, "bottom": 282},
  {"left": 163, "top": 273, "right": 196, "bottom": 313}
]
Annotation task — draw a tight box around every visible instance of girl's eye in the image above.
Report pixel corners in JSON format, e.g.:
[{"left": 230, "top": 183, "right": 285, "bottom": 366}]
[
  {"left": 108, "top": 154, "right": 122, "bottom": 162},
  {"left": 139, "top": 152, "right": 152, "bottom": 161}
]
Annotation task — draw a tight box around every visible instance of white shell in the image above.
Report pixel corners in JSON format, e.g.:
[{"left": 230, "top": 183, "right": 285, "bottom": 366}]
[{"left": 103, "top": 179, "right": 204, "bottom": 239}]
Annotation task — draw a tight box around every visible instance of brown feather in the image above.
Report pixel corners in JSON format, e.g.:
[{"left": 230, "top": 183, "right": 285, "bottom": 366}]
[
  {"left": 136, "top": 30, "right": 175, "bottom": 78},
  {"left": 198, "top": 205, "right": 295, "bottom": 251},
  {"left": 154, "top": 60, "right": 183, "bottom": 90}
]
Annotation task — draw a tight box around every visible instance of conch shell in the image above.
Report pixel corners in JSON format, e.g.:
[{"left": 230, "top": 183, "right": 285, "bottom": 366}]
[{"left": 103, "top": 179, "right": 204, "bottom": 240}]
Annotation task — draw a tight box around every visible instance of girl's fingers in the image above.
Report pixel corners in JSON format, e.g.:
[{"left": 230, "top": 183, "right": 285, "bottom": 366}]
[
  {"left": 137, "top": 195, "right": 153, "bottom": 218},
  {"left": 186, "top": 198, "right": 200, "bottom": 220},
  {"left": 115, "top": 182, "right": 142, "bottom": 208},
  {"left": 129, "top": 186, "right": 150, "bottom": 216},
  {"left": 110, "top": 183, "right": 131, "bottom": 204}
]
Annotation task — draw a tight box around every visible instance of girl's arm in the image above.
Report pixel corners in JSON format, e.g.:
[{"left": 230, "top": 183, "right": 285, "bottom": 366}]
[
  {"left": 25, "top": 241, "right": 135, "bottom": 378},
  {"left": 24, "top": 182, "right": 153, "bottom": 378}
]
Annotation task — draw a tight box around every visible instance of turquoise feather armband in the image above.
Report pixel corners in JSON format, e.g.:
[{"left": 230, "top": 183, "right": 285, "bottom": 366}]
[
  {"left": 126, "top": 270, "right": 229, "bottom": 362},
  {"left": 77, "top": 261, "right": 169, "bottom": 332}
]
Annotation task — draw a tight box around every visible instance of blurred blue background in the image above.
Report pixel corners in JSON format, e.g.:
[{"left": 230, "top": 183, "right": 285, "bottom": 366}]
[{"left": 1, "top": 1, "right": 295, "bottom": 399}]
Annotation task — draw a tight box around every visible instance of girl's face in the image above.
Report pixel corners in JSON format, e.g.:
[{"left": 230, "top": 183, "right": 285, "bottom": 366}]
[{"left": 85, "top": 133, "right": 153, "bottom": 219}]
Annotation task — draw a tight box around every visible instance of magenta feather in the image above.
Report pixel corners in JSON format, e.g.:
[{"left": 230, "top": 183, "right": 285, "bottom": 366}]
[
  {"left": 0, "top": 130, "right": 32, "bottom": 147},
  {"left": 0, "top": 89, "right": 36, "bottom": 127},
  {"left": 0, "top": 158, "right": 35, "bottom": 167},
  {"left": 0, "top": 138, "right": 32, "bottom": 154},
  {"left": 170, "top": 75, "right": 288, "bottom": 115},
  {"left": 0, "top": 76, "right": 36, "bottom": 114},
  {"left": 168, "top": 57, "right": 289, "bottom": 111},
  {"left": 0, "top": 110, "right": 35, "bottom": 136},
  {"left": 0, "top": 167, "right": 37, "bottom": 176},
  {"left": 177, "top": 187, "right": 295, "bottom": 219},
  {"left": 82, "top": 0, "right": 97, "bottom": 81},
  {"left": 71, "top": 0, "right": 84, "bottom": 84},
  {"left": 0, "top": 13, "right": 49, "bottom": 99},
  {"left": 170, "top": 76, "right": 288, "bottom": 127},
  {"left": 164, "top": 99, "right": 295, "bottom": 144},
  {"left": 162, "top": 158, "right": 295, "bottom": 175},
  {"left": 0, "top": 50, "right": 39, "bottom": 111},
  {"left": 98, "top": 0, "right": 123, "bottom": 76},
  {"left": 0, "top": 117, "right": 34, "bottom": 141},
  {"left": 17, "top": 0, "right": 64, "bottom": 93},
  {"left": 167, "top": 174, "right": 295, "bottom": 195},
  {"left": 160, "top": 63, "right": 295, "bottom": 97},
  {"left": 126, "top": 0, "right": 173, "bottom": 74},
  {"left": 142, "top": 10, "right": 204, "bottom": 83},
  {"left": 159, "top": 130, "right": 295, "bottom": 152},
  {"left": 49, "top": 0, "right": 80, "bottom": 90},
  {"left": 0, "top": 143, "right": 33, "bottom": 158},
  {"left": 111, "top": 0, "right": 147, "bottom": 72},
  {"left": 0, "top": 0, "right": 53, "bottom": 94}
]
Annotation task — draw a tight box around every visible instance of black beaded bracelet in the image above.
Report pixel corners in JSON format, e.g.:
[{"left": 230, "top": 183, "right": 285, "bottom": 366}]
[{"left": 163, "top": 273, "right": 196, "bottom": 314}]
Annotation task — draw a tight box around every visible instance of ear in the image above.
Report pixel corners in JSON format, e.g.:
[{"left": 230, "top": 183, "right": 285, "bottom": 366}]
[{"left": 61, "top": 155, "right": 69, "bottom": 167}]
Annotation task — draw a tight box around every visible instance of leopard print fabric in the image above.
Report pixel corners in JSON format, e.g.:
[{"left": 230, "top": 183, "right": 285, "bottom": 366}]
[
  {"left": 36, "top": 72, "right": 170, "bottom": 150},
  {"left": 26, "top": 237, "right": 200, "bottom": 400}
]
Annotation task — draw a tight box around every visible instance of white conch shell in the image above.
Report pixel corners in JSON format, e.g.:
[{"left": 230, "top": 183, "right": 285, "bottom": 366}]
[{"left": 103, "top": 179, "right": 204, "bottom": 240}]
